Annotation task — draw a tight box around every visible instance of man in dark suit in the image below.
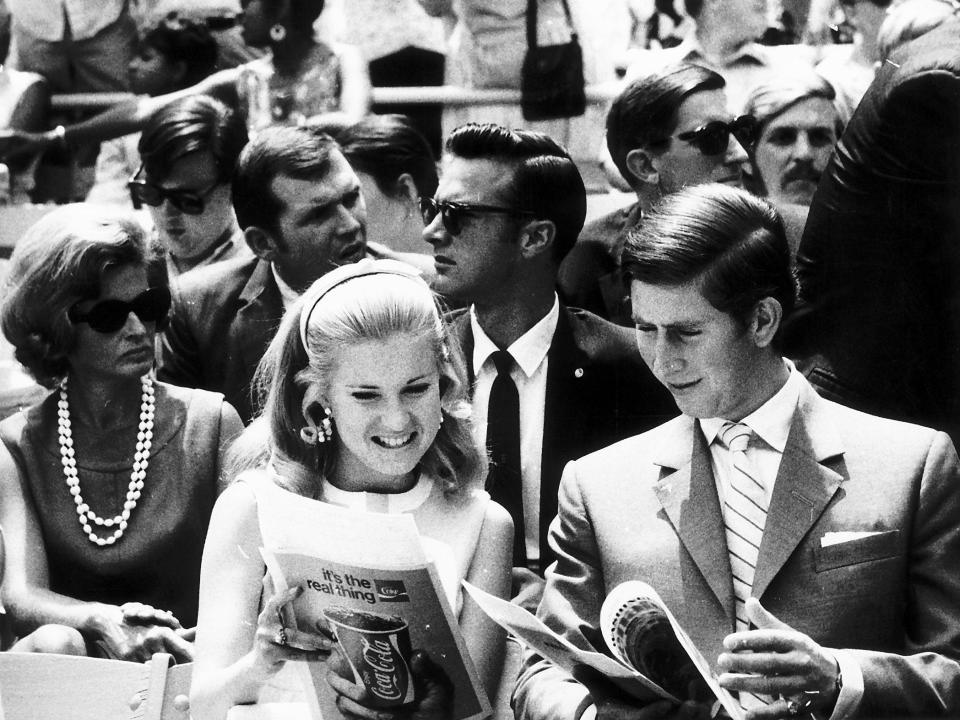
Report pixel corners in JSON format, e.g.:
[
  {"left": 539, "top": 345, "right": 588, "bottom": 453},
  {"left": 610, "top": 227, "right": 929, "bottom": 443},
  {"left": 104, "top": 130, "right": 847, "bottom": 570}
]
[
  {"left": 159, "top": 125, "right": 367, "bottom": 423},
  {"left": 784, "top": 21, "right": 960, "bottom": 446},
  {"left": 558, "top": 64, "right": 751, "bottom": 326},
  {"left": 514, "top": 183, "right": 960, "bottom": 720},
  {"left": 422, "top": 122, "right": 676, "bottom": 582}
]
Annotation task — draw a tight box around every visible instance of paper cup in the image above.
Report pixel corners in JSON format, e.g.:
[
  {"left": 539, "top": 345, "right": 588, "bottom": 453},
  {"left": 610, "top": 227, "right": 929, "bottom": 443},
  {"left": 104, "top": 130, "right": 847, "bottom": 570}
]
[{"left": 322, "top": 606, "right": 415, "bottom": 708}]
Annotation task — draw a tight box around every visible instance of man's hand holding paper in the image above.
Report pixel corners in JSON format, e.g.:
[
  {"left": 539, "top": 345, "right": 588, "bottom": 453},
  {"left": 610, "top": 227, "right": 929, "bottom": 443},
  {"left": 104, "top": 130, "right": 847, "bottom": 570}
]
[{"left": 718, "top": 599, "right": 841, "bottom": 720}]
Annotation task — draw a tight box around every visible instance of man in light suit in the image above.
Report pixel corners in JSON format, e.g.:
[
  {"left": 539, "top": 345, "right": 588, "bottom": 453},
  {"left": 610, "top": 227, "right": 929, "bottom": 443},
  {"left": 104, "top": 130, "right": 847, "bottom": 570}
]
[
  {"left": 514, "top": 183, "right": 960, "bottom": 720},
  {"left": 422, "top": 123, "right": 676, "bottom": 583},
  {"left": 159, "top": 125, "right": 367, "bottom": 423}
]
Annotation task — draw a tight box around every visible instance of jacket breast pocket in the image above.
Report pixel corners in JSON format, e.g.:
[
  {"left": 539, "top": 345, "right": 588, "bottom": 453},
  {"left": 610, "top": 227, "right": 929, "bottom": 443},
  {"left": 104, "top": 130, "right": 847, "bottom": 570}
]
[{"left": 813, "top": 530, "right": 900, "bottom": 572}]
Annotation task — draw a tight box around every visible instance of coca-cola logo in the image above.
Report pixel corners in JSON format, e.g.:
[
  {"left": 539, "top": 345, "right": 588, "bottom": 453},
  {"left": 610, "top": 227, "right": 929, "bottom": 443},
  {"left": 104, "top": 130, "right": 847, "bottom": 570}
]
[
  {"left": 361, "top": 637, "right": 403, "bottom": 700},
  {"left": 375, "top": 580, "right": 409, "bottom": 602}
]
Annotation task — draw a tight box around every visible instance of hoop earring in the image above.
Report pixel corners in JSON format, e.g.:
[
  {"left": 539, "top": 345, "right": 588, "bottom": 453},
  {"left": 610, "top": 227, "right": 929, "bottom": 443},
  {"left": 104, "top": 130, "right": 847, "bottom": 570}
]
[
  {"left": 300, "top": 422, "right": 319, "bottom": 446},
  {"left": 270, "top": 23, "right": 287, "bottom": 42},
  {"left": 301, "top": 406, "right": 333, "bottom": 445}
]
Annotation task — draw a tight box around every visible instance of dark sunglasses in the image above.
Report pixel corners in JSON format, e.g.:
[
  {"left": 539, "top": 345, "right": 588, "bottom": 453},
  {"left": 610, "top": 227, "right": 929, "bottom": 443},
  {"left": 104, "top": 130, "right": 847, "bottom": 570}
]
[
  {"left": 69, "top": 286, "right": 172, "bottom": 334},
  {"left": 128, "top": 165, "right": 221, "bottom": 215},
  {"left": 676, "top": 115, "right": 759, "bottom": 156},
  {"left": 419, "top": 197, "right": 533, "bottom": 236}
]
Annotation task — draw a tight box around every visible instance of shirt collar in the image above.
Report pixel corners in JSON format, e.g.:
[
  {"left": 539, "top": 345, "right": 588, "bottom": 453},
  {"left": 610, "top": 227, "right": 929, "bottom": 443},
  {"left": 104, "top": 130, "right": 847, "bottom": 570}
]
[
  {"left": 470, "top": 295, "right": 560, "bottom": 378},
  {"left": 271, "top": 263, "right": 301, "bottom": 311},
  {"left": 700, "top": 358, "right": 801, "bottom": 452}
]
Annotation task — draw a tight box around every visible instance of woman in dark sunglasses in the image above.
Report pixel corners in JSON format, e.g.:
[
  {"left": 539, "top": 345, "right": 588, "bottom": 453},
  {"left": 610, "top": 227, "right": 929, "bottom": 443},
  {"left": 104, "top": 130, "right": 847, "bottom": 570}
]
[{"left": 0, "top": 205, "right": 243, "bottom": 662}]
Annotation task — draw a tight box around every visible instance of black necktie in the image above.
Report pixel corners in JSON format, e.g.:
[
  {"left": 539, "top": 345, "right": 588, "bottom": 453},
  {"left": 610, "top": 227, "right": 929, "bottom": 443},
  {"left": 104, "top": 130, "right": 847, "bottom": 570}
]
[{"left": 486, "top": 350, "right": 526, "bottom": 565}]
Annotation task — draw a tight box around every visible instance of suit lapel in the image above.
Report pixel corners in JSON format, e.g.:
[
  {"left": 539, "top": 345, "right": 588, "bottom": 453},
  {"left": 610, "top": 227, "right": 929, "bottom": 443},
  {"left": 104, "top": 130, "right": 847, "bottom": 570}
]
[
  {"left": 540, "top": 309, "right": 591, "bottom": 566},
  {"left": 235, "top": 260, "right": 283, "bottom": 376},
  {"left": 652, "top": 417, "right": 735, "bottom": 622},
  {"left": 752, "top": 379, "right": 845, "bottom": 599}
]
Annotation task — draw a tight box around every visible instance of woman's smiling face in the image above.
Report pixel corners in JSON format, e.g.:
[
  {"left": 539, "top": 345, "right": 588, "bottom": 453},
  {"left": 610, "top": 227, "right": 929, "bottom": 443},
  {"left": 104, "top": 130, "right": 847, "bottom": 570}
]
[{"left": 322, "top": 332, "right": 441, "bottom": 492}]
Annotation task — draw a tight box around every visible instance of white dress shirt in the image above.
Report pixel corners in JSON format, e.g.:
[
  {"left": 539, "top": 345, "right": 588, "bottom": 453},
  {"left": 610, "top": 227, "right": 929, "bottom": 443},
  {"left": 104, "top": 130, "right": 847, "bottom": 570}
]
[{"left": 470, "top": 296, "right": 560, "bottom": 564}]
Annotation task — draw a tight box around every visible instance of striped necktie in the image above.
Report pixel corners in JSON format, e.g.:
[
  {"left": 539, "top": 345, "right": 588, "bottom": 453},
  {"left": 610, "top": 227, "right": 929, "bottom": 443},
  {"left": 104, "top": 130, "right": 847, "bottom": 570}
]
[
  {"left": 719, "top": 422, "right": 772, "bottom": 713},
  {"left": 719, "top": 421, "right": 767, "bottom": 633}
]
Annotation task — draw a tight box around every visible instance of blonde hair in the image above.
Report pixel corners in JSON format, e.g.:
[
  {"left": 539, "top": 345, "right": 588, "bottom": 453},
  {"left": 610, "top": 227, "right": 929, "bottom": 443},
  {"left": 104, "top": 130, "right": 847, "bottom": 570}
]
[{"left": 241, "top": 260, "right": 485, "bottom": 498}]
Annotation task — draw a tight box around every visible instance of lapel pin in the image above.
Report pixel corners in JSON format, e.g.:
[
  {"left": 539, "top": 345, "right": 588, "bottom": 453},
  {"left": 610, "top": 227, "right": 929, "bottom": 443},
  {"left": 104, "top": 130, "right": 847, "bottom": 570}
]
[{"left": 574, "top": 368, "right": 584, "bottom": 378}]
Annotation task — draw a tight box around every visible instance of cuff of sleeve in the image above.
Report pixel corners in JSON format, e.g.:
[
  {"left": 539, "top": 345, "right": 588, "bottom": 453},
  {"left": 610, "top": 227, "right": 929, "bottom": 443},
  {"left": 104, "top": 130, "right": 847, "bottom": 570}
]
[{"left": 826, "top": 648, "right": 864, "bottom": 720}]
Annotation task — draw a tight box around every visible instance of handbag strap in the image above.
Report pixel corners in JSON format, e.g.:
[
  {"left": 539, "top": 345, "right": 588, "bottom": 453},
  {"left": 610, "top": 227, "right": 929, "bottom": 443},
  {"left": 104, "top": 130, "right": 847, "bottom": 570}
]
[{"left": 526, "top": 0, "right": 577, "bottom": 50}]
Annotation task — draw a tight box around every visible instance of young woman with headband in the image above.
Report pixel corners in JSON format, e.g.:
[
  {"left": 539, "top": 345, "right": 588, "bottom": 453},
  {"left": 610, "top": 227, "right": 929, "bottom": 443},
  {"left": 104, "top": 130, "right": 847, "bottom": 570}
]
[{"left": 191, "top": 259, "right": 512, "bottom": 719}]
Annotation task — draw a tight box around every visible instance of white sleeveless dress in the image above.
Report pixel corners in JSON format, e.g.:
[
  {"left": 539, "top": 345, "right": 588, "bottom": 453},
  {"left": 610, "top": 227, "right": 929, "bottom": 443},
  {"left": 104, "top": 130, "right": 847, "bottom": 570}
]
[{"left": 237, "top": 469, "right": 490, "bottom": 708}]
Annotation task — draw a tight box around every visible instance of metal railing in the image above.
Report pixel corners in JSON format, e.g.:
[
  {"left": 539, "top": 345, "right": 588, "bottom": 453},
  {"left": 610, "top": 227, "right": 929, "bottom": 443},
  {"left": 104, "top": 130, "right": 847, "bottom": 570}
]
[{"left": 50, "top": 83, "right": 623, "bottom": 112}]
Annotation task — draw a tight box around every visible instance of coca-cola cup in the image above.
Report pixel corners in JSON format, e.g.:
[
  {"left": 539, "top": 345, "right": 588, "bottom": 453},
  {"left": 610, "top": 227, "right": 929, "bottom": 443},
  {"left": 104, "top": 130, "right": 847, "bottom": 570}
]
[{"left": 322, "top": 606, "right": 416, "bottom": 708}]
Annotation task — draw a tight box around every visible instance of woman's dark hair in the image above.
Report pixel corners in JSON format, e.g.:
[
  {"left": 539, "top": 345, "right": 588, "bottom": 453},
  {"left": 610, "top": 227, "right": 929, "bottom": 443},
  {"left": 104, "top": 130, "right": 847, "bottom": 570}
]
[
  {"left": 1, "top": 205, "right": 167, "bottom": 388},
  {"left": 140, "top": 18, "right": 219, "bottom": 89},
  {"left": 258, "top": 0, "right": 326, "bottom": 36},
  {"left": 335, "top": 114, "right": 438, "bottom": 199}
]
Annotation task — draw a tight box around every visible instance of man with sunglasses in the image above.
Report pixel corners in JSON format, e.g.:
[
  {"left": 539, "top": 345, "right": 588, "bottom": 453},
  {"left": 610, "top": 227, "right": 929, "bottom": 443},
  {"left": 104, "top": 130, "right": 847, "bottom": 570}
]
[
  {"left": 424, "top": 123, "right": 676, "bottom": 595},
  {"left": 560, "top": 64, "right": 754, "bottom": 326},
  {"left": 133, "top": 95, "right": 251, "bottom": 276},
  {"left": 159, "top": 125, "right": 367, "bottom": 423}
]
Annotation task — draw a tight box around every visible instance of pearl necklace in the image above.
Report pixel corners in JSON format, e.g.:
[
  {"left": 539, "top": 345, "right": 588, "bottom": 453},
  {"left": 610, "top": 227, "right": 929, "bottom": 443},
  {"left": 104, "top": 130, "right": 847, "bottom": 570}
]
[{"left": 57, "top": 376, "right": 155, "bottom": 547}]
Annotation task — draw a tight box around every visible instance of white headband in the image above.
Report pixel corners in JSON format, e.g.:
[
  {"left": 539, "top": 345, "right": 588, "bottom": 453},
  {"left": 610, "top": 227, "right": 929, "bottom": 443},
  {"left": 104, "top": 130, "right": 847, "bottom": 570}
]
[{"left": 298, "top": 259, "right": 431, "bottom": 351}]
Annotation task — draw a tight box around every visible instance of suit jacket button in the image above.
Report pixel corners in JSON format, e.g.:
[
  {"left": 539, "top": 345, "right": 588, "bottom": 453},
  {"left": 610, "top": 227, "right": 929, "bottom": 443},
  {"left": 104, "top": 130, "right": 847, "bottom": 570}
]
[{"left": 574, "top": 368, "right": 584, "bottom": 378}]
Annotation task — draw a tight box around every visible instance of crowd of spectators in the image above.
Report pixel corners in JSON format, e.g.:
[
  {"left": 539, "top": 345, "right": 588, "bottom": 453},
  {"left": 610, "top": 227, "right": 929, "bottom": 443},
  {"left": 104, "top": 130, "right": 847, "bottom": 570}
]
[{"left": 0, "top": 0, "right": 957, "bottom": 719}]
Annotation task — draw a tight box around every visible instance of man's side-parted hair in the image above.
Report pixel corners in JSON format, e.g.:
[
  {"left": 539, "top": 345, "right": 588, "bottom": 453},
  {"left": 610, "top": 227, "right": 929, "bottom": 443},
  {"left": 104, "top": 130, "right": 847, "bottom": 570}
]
[
  {"left": 232, "top": 126, "right": 339, "bottom": 237},
  {"left": 622, "top": 184, "right": 796, "bottom": 343},
  {"left": 444, "top": 122, "right": 586, "bottom": 262},
  {"left": 1, "top": 205, "right": 167, "bottom": 388},
  {"left": 139, "top": 95, "right": 248, "bottom": 185},
  {"left": 606, "top": 63, "right": 725, "bottom": 188},
  {"left": 335, "top": 114, "right": 439, "bottom": 199}
]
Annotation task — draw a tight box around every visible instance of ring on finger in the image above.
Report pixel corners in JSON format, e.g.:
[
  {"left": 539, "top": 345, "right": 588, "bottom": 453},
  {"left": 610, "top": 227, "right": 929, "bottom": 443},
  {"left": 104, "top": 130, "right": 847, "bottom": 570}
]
[
  {"left": 275, "top": 626, "right": 288, "bottom": 646},
  {"left": 784, "top": 693, "right": 815, "bottom": 716}
]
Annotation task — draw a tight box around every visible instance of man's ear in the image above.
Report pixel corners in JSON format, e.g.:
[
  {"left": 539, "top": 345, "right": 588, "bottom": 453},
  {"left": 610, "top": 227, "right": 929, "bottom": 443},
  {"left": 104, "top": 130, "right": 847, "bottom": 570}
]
[
  {"left": 519, "top": 219, "right": 556, "bottom": 260},
  {"left": 244, "top": 225, "right": 282, "bottom": 261},
  {"left": 393, "top": 173, "right": 419, "bottom": 203},
  {"left": 750, "top": 297, "right": 783, "bottom": 348},
  {"left": 625, "top": 148, "right": 659, "bottom": 187}
]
